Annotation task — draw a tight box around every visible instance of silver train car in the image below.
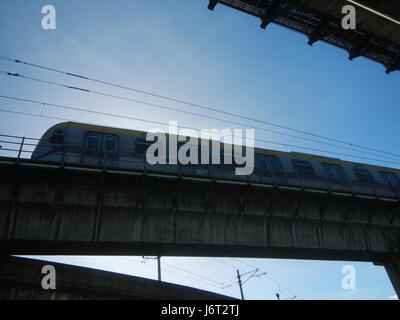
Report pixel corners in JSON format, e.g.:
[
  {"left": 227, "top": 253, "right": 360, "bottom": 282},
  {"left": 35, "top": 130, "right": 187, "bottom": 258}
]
[{"left": 31, "top": 121, "right": 400, "bottom": 201}]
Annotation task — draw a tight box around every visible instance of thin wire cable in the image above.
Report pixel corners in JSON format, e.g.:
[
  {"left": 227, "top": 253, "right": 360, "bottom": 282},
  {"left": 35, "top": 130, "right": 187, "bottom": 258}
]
[
  {"left": 219, "top": 258, "right": 286, "bottom": 299},
  {"left": 213, "top": 258, "right": 237, "bottom": 268},
  {"left": 230, "top": 262, "right": 283, "bottom": 294},
  {"left": 1, "top": 71, "right": 385, "bottom": 158},
  {"left": 161, "top": 261, "right": 228, "bottom": 288},
  {"left": 161, "top": 261, "right": 221, "bottom": 285},
  {"left": 0, "top": 107, "right": 70, "bottom": 122},
  {"left": 1, "top": 56, "right": 399, "bottom": 159},
  {"left": 113, "top": 257, "right": 238, "bottom": 295},
  {"left": 0, "top": 95, "right": 400, "bottom": 166},
  {"left": 114, "top": 257, "right": 238, "bottom": 295},
  {"left": 232, "top": 259, "right": 294, "bottom": 298},
  {"left": 2, "top": 69, "right": 400, "bottom": 163},
  {"left": 217, "top": 258, "right": 284, "bottom": 294},
  {"left": 231, "top": 258, "right": 298, "bottom": 298},
  {"left": 145, "top": 257, "right": 238, "bottom": 292},
  {"left": 1, "top": 95, "right": 400, "bottom": 168}
]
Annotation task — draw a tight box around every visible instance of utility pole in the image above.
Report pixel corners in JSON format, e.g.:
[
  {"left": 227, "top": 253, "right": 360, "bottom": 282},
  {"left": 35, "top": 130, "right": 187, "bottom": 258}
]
[
  {"left": 236, "top": 268, "right": 266, "bottom": 300},
  {"left": 142, "top": 256, "right": 162, "bottom": 282},
  {"left": 237, "top": 270, "right": 244, "bottom": 300},
  {"left": 157, "top": 256, "right": 161, "bottom": 282}
]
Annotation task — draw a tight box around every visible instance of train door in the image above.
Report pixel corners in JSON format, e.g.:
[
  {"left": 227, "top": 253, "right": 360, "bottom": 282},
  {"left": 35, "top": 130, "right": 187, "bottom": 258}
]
[
  {"left": 101, "top": 134, "right": 119, "bottom": 167},
  {"left": 83, "top": 132, "right": 102, "bottom": 166},
  {"left": 82, "top": 132, "right": 119, "bottom": 167}
]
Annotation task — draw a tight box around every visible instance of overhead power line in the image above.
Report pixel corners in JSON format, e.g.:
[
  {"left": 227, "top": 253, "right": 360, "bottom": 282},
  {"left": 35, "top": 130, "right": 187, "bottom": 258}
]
[
  {"left": 236, "top": 268, "right": 267, "bottom": 300},
  {"left": 0, "top": 107, "right": 69, "bottom": 122},
  {"left": 218, "top": 257, "right": 297, "bottom": 299},
  {"left": 231, "top": 258, "right": 298, "bottom": 298},
  {"left": 1, "top": 55, "right": 400, "bottom": 159},
  {"left": 114, "top": 257, "right": 238, "bottom": 296},
  {"left": 161, "top": 261, "right": 225, "bottom": 288},
  {"left": 1, "top": 95, "right": 400, "bottom": 167},
  {"left": 2, "top": 69, "right": 400, "bottom": 163}
]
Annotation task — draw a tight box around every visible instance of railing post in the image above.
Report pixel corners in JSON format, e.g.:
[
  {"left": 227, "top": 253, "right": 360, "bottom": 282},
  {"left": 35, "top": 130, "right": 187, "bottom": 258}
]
[{"left": 17, "top": 137, "right": 25, "bottom": 159}]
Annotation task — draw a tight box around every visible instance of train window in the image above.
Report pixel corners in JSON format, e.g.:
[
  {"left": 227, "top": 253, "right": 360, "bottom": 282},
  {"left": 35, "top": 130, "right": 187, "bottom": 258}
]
[
  {"left": 220, "top": 150, "right": 231, "bottom": 165},
  {"left": 104, "top": 136, "right": 116, "bottom": 152},
  {"left": 267, "top": 156, "right": 282, "bottom": 174},
  {"left": 380, "top": 171, "right": 400, "bottom": 187},
  {"left": 198, "top": 143, "right": 209, "bottom": 164},
  {"left": 177, "top": 142, "right": 186, "bottom": 157},
  {"left": 50, "top": 129, "right": 65, "bottom": 144},
  {"left": 135, "top": 141, "right": 151, "bottom": 154},
  {"left": 259, "top": 155, "right": 282, "bottom": 174},
  {"left": 87, "top": 134, "right": 100, "bottom": 150},
  {"left": 353, "top": 167, "right": 375, "bottom": 184},
  {"left": 322, "top": 163, "right": 346, "bottom": 180},
  {"left": 292, "top": 159, "right": 315, "bottom": 176},
  {"left": 177, "top": 142, "right": 200, "bottom": 164}
]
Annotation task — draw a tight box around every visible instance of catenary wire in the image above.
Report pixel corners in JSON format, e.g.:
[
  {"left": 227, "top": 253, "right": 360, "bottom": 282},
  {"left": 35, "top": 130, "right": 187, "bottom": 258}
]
[
  {"left": 161, "top": 261, "right": 226, "bottom": 287},
  {"left": 113, "top": 257, "right": 239, "bottom": 296},
  {"left": 2, "top": 69, "right": 400, "bottom": 162},
  {"left": 218, "top": 257, "right": 293, "bottom": 298},
  {"left": 1, "top": 56, "right": 399, "bottom": 159},
  {"left": 231, "top": 258, "right": 298, "bottom": 298},
  {"left": 1, "top": 95, "right": 400, "bottom": 167}
]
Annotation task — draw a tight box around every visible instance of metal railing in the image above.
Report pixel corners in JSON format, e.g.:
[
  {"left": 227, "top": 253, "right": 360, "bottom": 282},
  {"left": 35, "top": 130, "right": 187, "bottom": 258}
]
[{"left": 0, "top": 134, "right": 39, "bottom": 159}]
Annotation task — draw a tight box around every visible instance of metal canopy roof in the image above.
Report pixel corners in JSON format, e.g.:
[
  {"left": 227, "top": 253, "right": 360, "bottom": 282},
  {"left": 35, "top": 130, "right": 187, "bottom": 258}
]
[{"left": 207, "top": 0, "right": 400, "bottom": 73}]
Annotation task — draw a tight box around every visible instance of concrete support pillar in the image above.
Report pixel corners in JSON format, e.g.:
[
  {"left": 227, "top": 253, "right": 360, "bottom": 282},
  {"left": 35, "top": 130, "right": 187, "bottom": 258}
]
[{"left": 384, "top": 258, "right": 400, "bottom": 298}]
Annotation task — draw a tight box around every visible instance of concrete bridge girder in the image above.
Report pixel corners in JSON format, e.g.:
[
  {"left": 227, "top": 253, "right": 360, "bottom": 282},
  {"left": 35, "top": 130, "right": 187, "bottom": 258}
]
[{"left": 0, "top": 162, "right": 399, "bottom": 295}]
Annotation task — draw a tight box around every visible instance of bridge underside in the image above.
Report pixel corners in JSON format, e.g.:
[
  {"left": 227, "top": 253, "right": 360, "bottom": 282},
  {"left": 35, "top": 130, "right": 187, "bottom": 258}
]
[
  {"left": 0, "top": 158, "right": 399, "bottom": 295},
  {"left": 207, "top": 0, "right": 400, "bottom": 73}
]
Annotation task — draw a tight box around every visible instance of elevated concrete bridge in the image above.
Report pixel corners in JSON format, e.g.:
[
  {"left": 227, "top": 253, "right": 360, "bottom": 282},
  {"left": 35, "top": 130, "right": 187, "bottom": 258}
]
[{"left": 0, "top": 157, "right": 399, "bottom": 296}]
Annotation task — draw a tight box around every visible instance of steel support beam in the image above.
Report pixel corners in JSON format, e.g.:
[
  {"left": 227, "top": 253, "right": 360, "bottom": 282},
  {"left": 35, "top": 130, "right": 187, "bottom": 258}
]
[
  {"left": 348, "top": 36, "right": 371, "bottom": 60},
  {"left": 260, "top": 0, "right": 297, "bottom": 29},
  {"left": 208, "top": 0, "right": 219, "bottom": 11},
  {"left": 307, "top": 20, "right": 333, "bottom": 46},
  {"left": 385, "top": 56, "right": 400, "bottom": 74}
]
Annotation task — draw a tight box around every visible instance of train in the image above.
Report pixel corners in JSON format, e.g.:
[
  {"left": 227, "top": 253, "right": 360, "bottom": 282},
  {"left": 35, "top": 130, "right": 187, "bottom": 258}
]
[{"left": 31, "top": 121, "right": 400, "bottom": 201}]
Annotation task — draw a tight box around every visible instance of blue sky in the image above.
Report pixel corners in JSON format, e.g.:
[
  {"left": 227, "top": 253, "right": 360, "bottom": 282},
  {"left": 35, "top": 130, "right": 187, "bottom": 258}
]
[{"left": 0, "top": 0, "right": 399, "bottom": 299}]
